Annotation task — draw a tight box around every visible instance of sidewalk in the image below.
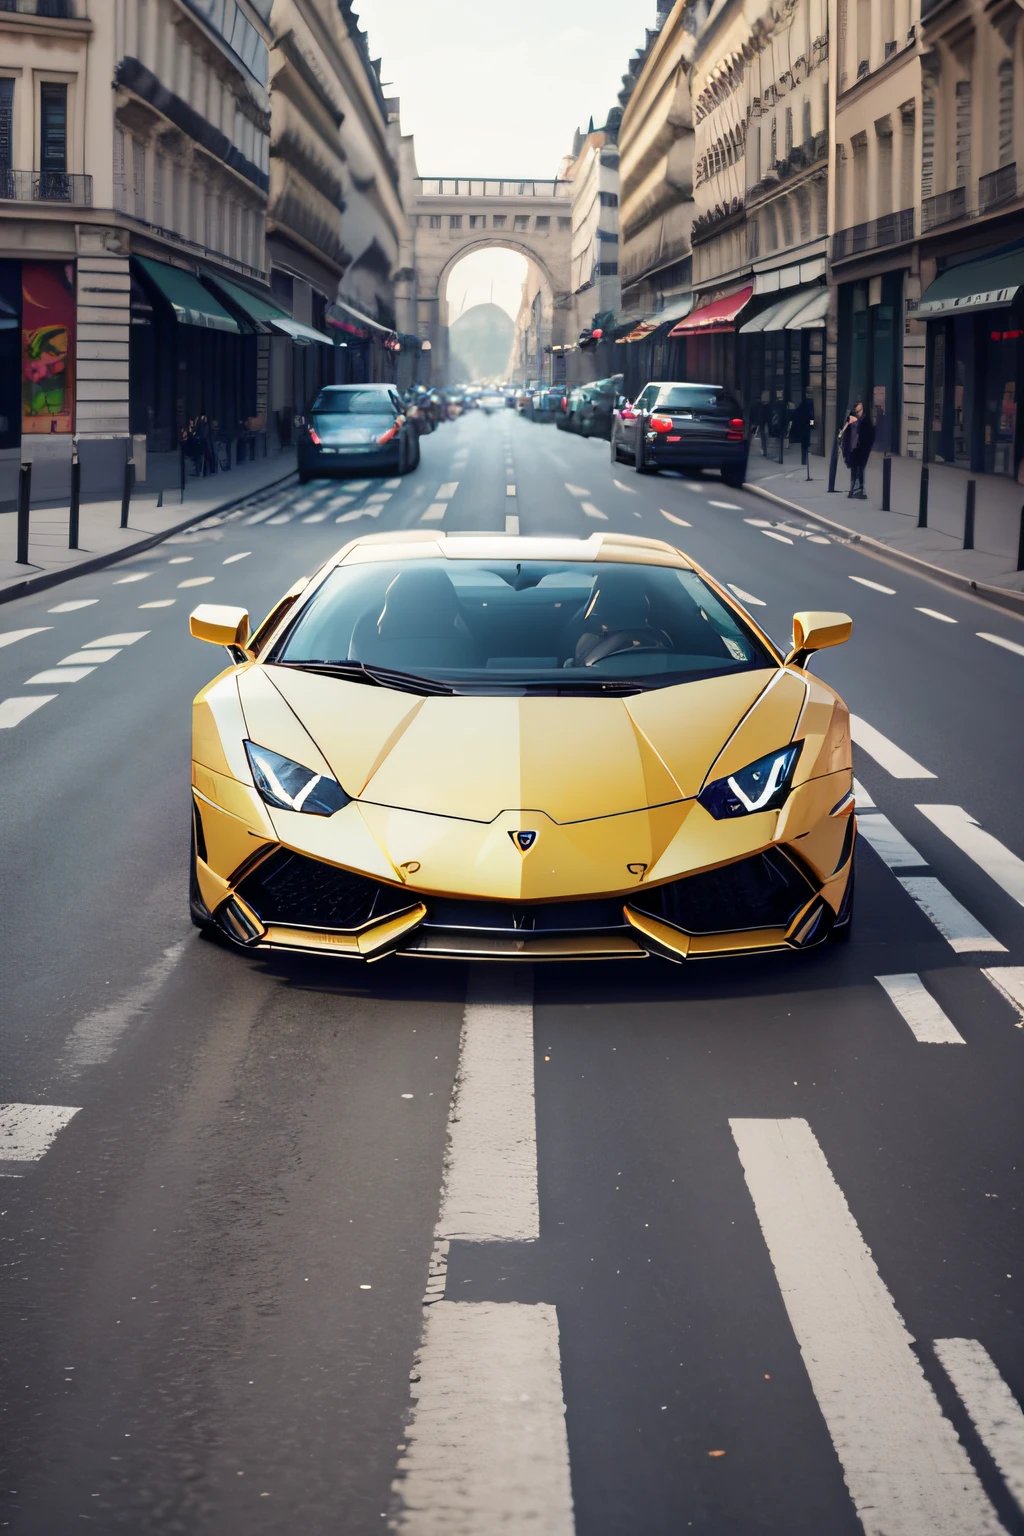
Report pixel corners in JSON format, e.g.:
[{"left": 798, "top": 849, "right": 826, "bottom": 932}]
[
  {"left": 0, "top": 450, "right": 297, "bottom": 603},
  {"left": 744, "top": 445, "right": 1024, "bottom": 607}
]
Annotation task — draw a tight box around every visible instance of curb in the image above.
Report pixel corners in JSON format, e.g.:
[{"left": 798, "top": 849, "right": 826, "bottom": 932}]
[
  {"left": 743, "top": 480, "right": 1024, "bottom": 619},
  {"left": 0, "top": 467, "right": 298, "bottom": 607}
]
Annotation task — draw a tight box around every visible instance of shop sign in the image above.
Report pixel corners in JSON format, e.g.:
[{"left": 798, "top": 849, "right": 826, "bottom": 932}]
[
  {"left": 22, "top": 260, "right": 75, "bottom": 434},
  {"left": 919, "top": 285, "right": 1020, "bottom": 316}
]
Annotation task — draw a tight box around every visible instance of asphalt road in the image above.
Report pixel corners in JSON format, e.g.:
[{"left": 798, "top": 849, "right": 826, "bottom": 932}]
[{"left": 2, "top": 408, "right": 1024, "bottom": 1535}]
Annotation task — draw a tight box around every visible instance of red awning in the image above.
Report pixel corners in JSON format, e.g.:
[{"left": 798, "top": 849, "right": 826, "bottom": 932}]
[{"left": 669, "top": 285, "right": 754, "bottom": 337}]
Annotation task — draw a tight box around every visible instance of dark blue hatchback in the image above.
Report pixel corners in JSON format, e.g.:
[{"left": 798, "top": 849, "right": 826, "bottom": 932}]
[{"left": 297, "top": 385, "right": 420, "bottom": 483}]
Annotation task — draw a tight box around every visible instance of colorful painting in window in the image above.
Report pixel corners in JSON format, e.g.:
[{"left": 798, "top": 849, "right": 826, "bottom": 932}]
[{"left": 22, "top": 260, "right": 75, "bottom": 434}]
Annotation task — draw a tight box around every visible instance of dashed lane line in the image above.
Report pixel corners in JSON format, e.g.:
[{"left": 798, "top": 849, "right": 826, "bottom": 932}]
[
  {"left": 731, "top": 1117, "right": 1006, "bottom": 1536},
  {"left": 581, "top": 502, "right": 608, "bottom": 520},
  {"left": 762, "top": 529, "right": 793, "bottom": 543},
  {"left": 0, "top": 628, "right": 51, "bottom": 649},
  {"left": 168, "top": 556, "right": 192, "bottom": 564},
  {"left": 916, "top": 805, "right": 1024, "bottom": 909},
  {"left": 978, "top": 632, "right": 1024, "bottom": 658},
  {"left": 933, "top": 1338, "right": 1024, "bottom": 1513},
  {"left": 727, "top": 584, "right": 765, "bottom": 607},
  {"left": 564, "top": 483, "right": 588, "bottom": 497},
  {"left": 140, "top": 600, "right": 175, "bottom": 609},
  {"left": 917, "top": 608, "right": 957, "bottom": 623},
  {"left": 659, "top": 508, "right": 692, "bottom": 528},
  {"left": 177, "top": 576, "right": 215, "bottom": 588},
  {"left": 744, "top": 517, "right": 772, "bottom": 527},
  {"left": 850, "top": 575, "right": 897, "bottom": 594},
  {"left": 113, "top": 572, "right": 151, "bottom": 584},
  {"left": 898, "top": 877, "right": 1006, "bottom": 953},
  {"left": 875, "top": 974, "right": 966, "bottom": 1044},
  {"left": 505, "top": 515, "right": 520, "bottom": 535},
  {"left": 59, "top": 649, "right": 120, "bottom": 664},
  {"left": 0, "top": 1103, "right": 80, "bottom": 1161},
  {"left": 83, "top": 633, "right": 149, "bottom": 646},
  {"left": 709, "top": 500, "right": 742, "bottom": 510},
  {"left": 223, "top": 551, "right": 250, "bottom": 564},
  {"left": 0, "top": 696, "right": 56, "bottom": 728},
  {"left": 612, "top": 479, "right": 638, "bottom": 494},
  {"left": 48, "top": 599, "right": 97, "bottom": 612},
  {"left": 506, "top": 484, "right": 516, "bottom": 496},
  {"left": 981, "top": 967, "right": 1024, "bottom": 1024},
  {"left": 850, "top": 716, "right": 936, "bottom": 779}
]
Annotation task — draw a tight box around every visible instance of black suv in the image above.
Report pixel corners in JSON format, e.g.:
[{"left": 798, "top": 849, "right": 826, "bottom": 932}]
[{"left": 610, "top": 382, "right": 748, "bottom": 487}]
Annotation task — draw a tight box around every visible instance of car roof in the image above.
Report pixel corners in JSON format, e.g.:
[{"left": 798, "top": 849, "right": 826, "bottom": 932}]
[{"left": 331, "top": 531, "right": 695, "bottom": 570}]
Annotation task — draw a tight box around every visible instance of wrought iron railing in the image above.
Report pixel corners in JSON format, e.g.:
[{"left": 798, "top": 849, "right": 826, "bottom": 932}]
[
  {"left": 979, "top": 163, "right": 1018, "bottom": 211},
  {"left": 415, "top": 178, "right": 571, "bottom": 199},
  {"left": 0, "top": 169, "right": 92, "bottom": 203},
  {"left": 831, "top": 207, "right": 914, "bottom": 260},
  {"left": 921, "top": 185, "right": 966, "bottom": 230}
]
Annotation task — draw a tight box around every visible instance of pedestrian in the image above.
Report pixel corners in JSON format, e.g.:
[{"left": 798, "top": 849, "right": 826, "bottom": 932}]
[{"left": 841, "top": 401, "right": 874, "bottom": 499}]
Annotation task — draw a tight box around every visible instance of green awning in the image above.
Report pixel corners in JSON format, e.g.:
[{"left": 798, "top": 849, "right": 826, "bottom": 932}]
[
  {"left": 208, "top": 274, "right": 334, "bottom": 345},
  {"left": 919, "top": 245, "right": 1024, "bottom": 317},
  {"left": 134, "top": 257, "right": 239, "bottom": 332}
]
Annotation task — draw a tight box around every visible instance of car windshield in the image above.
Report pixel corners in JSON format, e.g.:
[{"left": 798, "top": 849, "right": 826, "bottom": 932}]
[
  {"left": 312, "top": 389, "right": 396, "bottom": 415},
  {"left": 655, "top": 385, "right": 740, "bottom": 412},
  {"left": 271, "top": 558, "right": 774, "bottom": 692}
]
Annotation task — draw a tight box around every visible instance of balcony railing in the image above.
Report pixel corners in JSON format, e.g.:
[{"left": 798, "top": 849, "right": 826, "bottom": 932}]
[
  {"left": 0, "top": 169, "right": 92, "bottom": 204},
  {"left": 831, "top": 207, "right": 914, "bottom": 260},
  {"left": 0, "top": 0, "right": 76, "bottom": 15},
  {"left": 415, "top": 178, "right": 571, "bottom": 200},
  {"left": 979, "top": 163, "right": 1018, "bottom": 212},
  {"left": 922, "top": 185, "right": 966, "bottom": 230}
]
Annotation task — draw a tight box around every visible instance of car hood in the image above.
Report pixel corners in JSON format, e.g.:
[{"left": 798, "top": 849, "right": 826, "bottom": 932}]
[{"left": 241, "top": 665, "right": 806, "bottom": 824}]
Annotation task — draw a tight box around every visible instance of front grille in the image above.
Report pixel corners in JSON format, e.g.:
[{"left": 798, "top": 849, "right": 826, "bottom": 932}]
[
  {"left": 237, "top": 851, "right": 413, "bottom": 931},
  {"left": 630, "top": 849, "right": 815, "bottom": 934},
  {"left": 423, "top": 895, "right": 628, "bottom": 935}
]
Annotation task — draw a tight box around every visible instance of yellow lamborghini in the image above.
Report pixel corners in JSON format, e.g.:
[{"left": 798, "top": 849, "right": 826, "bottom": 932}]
[{"left": 188, "top": 531, "right": 855, "bottom": 963}]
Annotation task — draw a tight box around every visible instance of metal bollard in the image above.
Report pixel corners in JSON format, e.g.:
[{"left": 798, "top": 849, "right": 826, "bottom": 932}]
[
  {"left": 963, "top": 479, "right": 976, "bottom": 550},
  {"left": 69, "top": 451, "right": 81, "bottom": 549},
  {"left": 157, "top": 487, "right": 163, "bottom": 508},
  {"left": 1018, "top": 505, "right": 1024, "bottom": 572},
  {"left": 120, "top": 457, "right": 135, "bottom": 529},
  {"left": 180, "top": 442, "right": 186, "bottom": 504},
  {"left": 917, "top": 463, "right": 929, "bottom": 528},
  {"left": 881, "top": 454, "right": 891, "bottom": 511},
  {"left": 828, "top": 434, "right": 839, "bottom": 492},
  {"left": 16, "top": 461, "right": 31, "bottom": 565}
]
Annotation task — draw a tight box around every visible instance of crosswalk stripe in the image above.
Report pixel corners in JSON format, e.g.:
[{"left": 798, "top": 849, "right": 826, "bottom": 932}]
[
  {"left": 581, "top": 502, "right": 608, "bottom": 520},
  {"left": 853, "top": 777, "right": 875, "bottom": 807},
  {"left": 856, "top": 813, "right": 927, "bottom": 869},
  {"left": 898, "top": 877, "right": 1006, "bottom": 952},
  {"left": 933, "top": 1338, "right": 1024, "bottom": 1513},
  {"left": 762, "top": 529, "right": 793, "bottom": 543},
  {"left": 83, "top": 632, "right": 148, "bottom": 647},
  {"left": 659, "top": 508, "right": 692, "bottom": 527},
  {"left": 303, "top": 511, "right": 329, "bottom": 522},
  {"left": 48, "top": 599, "right": 98, "bottom": 612},
  {"left": 850, "top": 715, "right": 936, "bottom": 778},
  {"left": 731, "top": 1117, "right": 1005, "bottom": 1536},
  {"left": 980, "top": 967, "right": 1024, "bottom": 1024},
  {"left": 436, "top": 482, "right": 459, "bottom": 499},
  {"left": 267, "top": 512, "right": 293, "bottom": 524},
  {"left": 421, "top": 504, "right": 447, "bottom": 522},
  {"left": 0, "top": 628, "right": 51, "bottom": 649},
  {"left": 875, "top": 974, "right": 965, "bottom": 1043},
  {"left": 916, "top": 804, "right": 1024, "bottom": 908},
  {"left": 25, "top": 667, "right": 95, "bottom": 684},
  {"left": 0, "top": 695, "right": 57, "bottom": 728},
  {"left": 244, "top": 507, "right": 278, "bottom": 524},
  {"left": 0, "top": 1103, "right": 80, "bottom": 1160}
]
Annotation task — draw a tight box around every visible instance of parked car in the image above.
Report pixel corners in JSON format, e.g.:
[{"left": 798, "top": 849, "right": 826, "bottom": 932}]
[
  {"left": 526, "top": 386, "right": 562, "bottom": 424},
  {"left": 556, "top": 386, "right": 585, "bottom": 432},
  {"left": 296, "top": 385, "right": 420, "bottom": 481},
  {"left": 575, "top": 375, "right": 624, "bottom": 440},
  {"left": 611, "top": 382, "right": 748, "bottom": 487}
]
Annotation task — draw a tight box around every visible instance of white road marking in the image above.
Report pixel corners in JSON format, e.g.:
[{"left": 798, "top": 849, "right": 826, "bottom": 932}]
[
  {"left": 0, "top": 1103, "right": 80, "bottom": 1161},
  {"left": 762, "top": 529, "right": 793, "bottom": 543},
  {"left": 267, "top": 513, "right": 293, "bottom": 524},
  {"left": 898, "top": 877, "right": 1006, "bottom": 953},
  {"left": 659, "top": 508, "right": 692, "bottom": 527},
  {"left": 875, "top": 974, "right": 966, "bottom": 1044},
  {"left": 421, "top": 504, "right": 447, "bottom": 522},
  {"left": 139, "top": 600, "right": 175, "bottom": 608},
  {"left": 223, "top": 552, "right": 251, "bottom": 564},
  {"left": 0, "top": 628, "right": 51, "bottom": 649},
  {"left": 933, "top": 1338, "right": 1024, "bottom": 1511},
  {"left": 438, "top": 972, "right": 537, "bottom": 1243},
  {"left": 808, "top": 535, "right": 831, "bottom": 544},
  {"left": 857, "top": 813, "right": 927, "bottom": 868},
  {"left": 48, "top": 599, "right": 97, "bottom": 612},
  {"left": 385, "top": 478, "right": 402, "bottom": 489},
  {"left": 849, "top": 575, "right": 896, "bottom": 594},
  {"left": 436, "top": 482, "right": 459, "bottom": 499},
  {"left": 393, "top": 1302, "right": 574, "bottom": 1536},
  {"left": 292, "top": 498, "right": 316, "bottom": 512},
  {"left": 505, "top": 514, "right": 520, "bottom": 534},
  {"left": 0, "top": 695, "right": 56, "bottom": 728},
  {"left": 347, "top": 480, "right": 370, "bottom": 491},
  {"left": 83, "top": 633, "right": 148, "bottom": 647},
  {"left": 917, "top": 608, "right": 957, "bottom": 623},
  {"left": 978, "top": 631, "right": 1024, "bottom": 659},
  {"left": 565, "top": 482, "right": 589, "bottom": 497},
  {"left": 244, "top": 507, "right": 278, "bottom": 524},
  {"left": 24, "top": 667, "right": 96, "bottom": 683},
  {"left": 850, "top": 715, "right": 936, "bottom": 779},
  {"left": 62, "top": 940, "right": 186, "bottom": 1070},
  {"left": 336, "top": 507, "right": 376, "bottom": 523},
  {"left": 853, "top": 777, "right": 876, "bottom": 808},
  {"left": 177, "top": 577, "right": 215, "bottom": 588},
  {"left": 113, "top": 572, "right": 150, "bottom": 584},
  {"left": 917, "top": 805, "right": 1024, "bottom": 908},
  {"left": 168, "top": 556, "right": 193, "bottom": 564},
  {"left": 981, "top": 967, "right": 1024, "bottom": 1024},
  {"left": 744, "top": 517, "right": 772, "bottom": 527},
  {"left": 367, "top": 492, "right": 392, "bottom": 503},
  {"left": 332, "top": 495, "right": 356, "bottom": 508},
  {"left": 730, "top": 1117, "right": 1005, "bottom": 1536},
  {"left": 59, "top": 649, "right": 120, "bottom": 665},
  {"left": 709, "top": 500, "right": 741, "bottom": 509},
  {"left": 303, "top": 511, "right": 329, "bottom": 522},
  {"left": 581, "top": 502, "right": 608, "bottom": 520},
  {"left": 506, "top": 484, "right": 516, "bottom": 496},
  {"left": 727, "top": 584, "right": 765, "bottom": 606},
  {"left": 613, "top": 478, "right": 638, "bottom": 494}
]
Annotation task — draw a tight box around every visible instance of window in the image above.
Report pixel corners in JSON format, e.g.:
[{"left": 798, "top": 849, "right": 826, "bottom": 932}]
[
  {"left": 599, "top": 190, "right": 618, "bottom": 206},
  {"left": 955, "top": 79, "right": 971, "bottom": 188},
  {"left": 428, "top": 214, "right": 441, "bottom": 229},
  {"left": 133, "top": 137, "right": 146, "bottom": 220},
  {"left": 558, "top": 216, "right": 571, "bottom": 229},
  {"left": 0, "top": 79, "right": 13, "bottom": 195},
  {"left": 802, "top": 99, "right": 812, "bottom": 144},
  {"left": 449, "top": 214, "right": 462, "bottom": 229},
  {"left": 514, "top": 214, "right": 528, "bottom": 230},
  {"left": 770, "top": 117, "right": 777, "bottom": 164},
  {"left": 469, "top": 214, "right": 484, "bottom": 228},
  {"left": 153, "top": 151, "right": 165, "bottom": 227},
  {"left": 785, "top": 107, "right": 793, "bottom": 156},
  {"left": 998, "top": 60, "right": 1014, "bottom": 168},
  {"left": 535, "top": 215, "right": 550, "bottom": 229},
  {"left": 39, "top": 82, "right": 68, "bottom": 198},
  {"left": 492, "top": 213, "right": 507, "bottom": 227},
  {"left": 921, "top": 86, "right": 935, "bottom": 198}
]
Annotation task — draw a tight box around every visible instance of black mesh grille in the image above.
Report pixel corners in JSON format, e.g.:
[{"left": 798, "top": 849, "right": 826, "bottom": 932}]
[
  {"left": 630, "top": 849, "right": 815, "bottom": 935},
  {"left": 237, "top": 851, "right": 413, "bottom": 930},
  {"left": 424, "top": 895, "right": 628, "bottom": 935}
]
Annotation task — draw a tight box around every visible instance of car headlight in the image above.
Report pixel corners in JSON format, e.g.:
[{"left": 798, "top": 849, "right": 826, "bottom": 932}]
[
  {"left": 244, "top": 741, "right": 349, "bottom": 816},
  {"left": 698, "top": 743, "right": 801, "bottom": 820}
]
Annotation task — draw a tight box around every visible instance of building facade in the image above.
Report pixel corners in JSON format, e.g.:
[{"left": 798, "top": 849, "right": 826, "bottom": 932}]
[{"left": 564, "top": 121, "right": 622, "bottom": 383}]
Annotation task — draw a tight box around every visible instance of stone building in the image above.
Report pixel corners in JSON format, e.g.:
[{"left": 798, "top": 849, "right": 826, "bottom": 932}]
[{"left": 564, "top": 119, "right": 622, "bottom": 384}]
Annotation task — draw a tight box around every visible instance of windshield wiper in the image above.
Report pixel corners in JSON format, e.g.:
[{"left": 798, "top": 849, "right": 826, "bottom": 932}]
[{"left": 274, "top": 660, "right": 457, "bottom": 695}]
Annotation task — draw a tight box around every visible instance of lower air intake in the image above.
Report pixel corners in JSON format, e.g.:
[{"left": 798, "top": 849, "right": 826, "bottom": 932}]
[
  {"left": 237, "top": 850, "right": 412, "bottom": 931},
  {"left": 630, "top": 848, "right": 815, "bottom": 934}
]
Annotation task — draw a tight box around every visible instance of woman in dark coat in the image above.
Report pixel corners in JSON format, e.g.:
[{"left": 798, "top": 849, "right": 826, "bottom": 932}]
[{"left": 841, "top": 401, "right": 874, "bottom": 498}]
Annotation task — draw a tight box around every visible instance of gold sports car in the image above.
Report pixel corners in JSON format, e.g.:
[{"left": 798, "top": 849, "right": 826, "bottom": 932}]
[{"left": 188, "top": 531, "right": 855, "bottom": 963}]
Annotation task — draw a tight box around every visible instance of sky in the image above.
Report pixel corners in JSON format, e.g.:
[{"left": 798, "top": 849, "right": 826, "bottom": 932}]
[{"left": 354, "top": 0, "right": 657, "bottom": 318}]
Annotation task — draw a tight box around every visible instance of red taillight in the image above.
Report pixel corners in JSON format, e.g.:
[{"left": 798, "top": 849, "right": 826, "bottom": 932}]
[
  {"left": 308, "top": 425, "right": 321, "bottom": 445},
  {"left": 727, "top": 417, "right": 745, "bottom": 441},
  {"left": 376, "top": 424, "right": 399, "bottom": 445},
  {"left": 649, "top": 414, "right": 673, "bottom": 433}
]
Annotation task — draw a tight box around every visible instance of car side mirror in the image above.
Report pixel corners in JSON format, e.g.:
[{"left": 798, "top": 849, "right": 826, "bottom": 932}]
[
  {"left": 190, "top": 603, "right": 251, "bottom": 663},
  {"left": 785, "top": 611, "right": 852, "bottom": 670}
]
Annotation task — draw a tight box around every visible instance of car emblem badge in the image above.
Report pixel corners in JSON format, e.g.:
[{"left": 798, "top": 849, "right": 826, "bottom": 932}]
[{"left": 510, "top": 830, "right": 538, "bottom": 853}]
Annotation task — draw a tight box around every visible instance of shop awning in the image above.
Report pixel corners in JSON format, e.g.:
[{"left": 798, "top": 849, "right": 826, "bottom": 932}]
[
  {"left": 655, "top": 293, "right": 695, "bottom": 325},
  {"left": 205, "top": 275, "right": 334, "bottom": 346},
  {"left": 740, "top": 287, "right": 822, "bottom": 334},
  {"left": 919, "top": 245, "right": 1024, "bottom": 317},
  {"left": 669, "top": 285, "right": 753, "bottom": 337},
  {"left": 786, "top": 288, "right": 830, "bottom": 329},
  {"left": 326, "top": 297, "right": 394, "bottom": 337},
  {"left": 134, "top": 257, "right": 239, "bottom": 333}
]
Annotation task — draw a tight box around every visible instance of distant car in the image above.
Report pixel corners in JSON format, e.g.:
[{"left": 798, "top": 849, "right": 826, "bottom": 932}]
[
  {"left": 527, "top": 386, "right": 562, "bottom": 424},
  {"left": 297, "top": 385, "right": 420, "bottom": 482},
  {"left": 576, "top": 376, "right": 624, "bottom": 440},
  {"left": 556, "top": 387, "right": 585, "bottom": 432},
  {"left": 611, "top": 382, "right": 749, "bottom": 487},
  {"left": 477, "top": 391, "right": 506, "bottom": 413}
]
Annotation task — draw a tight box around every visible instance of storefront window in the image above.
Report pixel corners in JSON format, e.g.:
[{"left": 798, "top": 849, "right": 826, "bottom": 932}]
[
  {"left": 952, "top": 315, "right": 972, "bottom": 467},
  {"left": 983, "top": 328, "right": 1020, "bottom": 476},
  {"left": 929, "top": 325, "right": 946, "bottom": 461}
]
